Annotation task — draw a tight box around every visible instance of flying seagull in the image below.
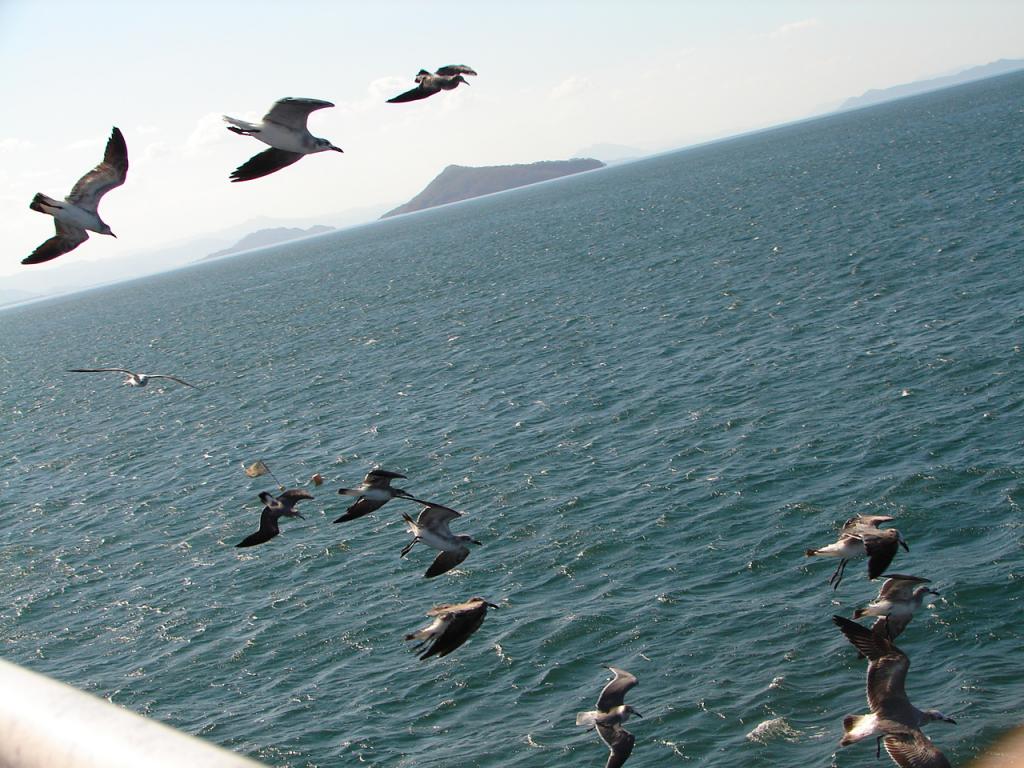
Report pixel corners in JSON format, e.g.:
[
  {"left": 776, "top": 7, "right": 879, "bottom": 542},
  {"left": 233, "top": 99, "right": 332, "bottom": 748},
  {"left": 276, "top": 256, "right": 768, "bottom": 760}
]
[
  {"left": 236, "top": 489, "right": 313, "bottom": 547},
  {"left": 66, "top": 367, "right": 198, "bottom": 389},
  {"left": 224, "top": 97, "right": 342, "bottom": 182},
  {"left": 386, "top": 65, "right": 477, "bottom": 103},
  {"left": 23, "top": 127, "right": 128, "bottom": 265},
  {"left": 400, "top": 503, "right": 482, "bottom": 578},
  {"left": 334, "top": 468, "right": 427, "bottom": 523},
  {"left": 576, "top": 666, "right": 643, "bottom": 768},
  {"left": 806, "top": 514, "right": 908, "bottom": 589},
  {"left": 832, "top": 615, "right": 955, "bottom": 766},
  {"left": 405, "top": 597, "right": 498, "bottom": 660},
  {"left": 853, "top": 574, "right": 939, "bottom": 640}
]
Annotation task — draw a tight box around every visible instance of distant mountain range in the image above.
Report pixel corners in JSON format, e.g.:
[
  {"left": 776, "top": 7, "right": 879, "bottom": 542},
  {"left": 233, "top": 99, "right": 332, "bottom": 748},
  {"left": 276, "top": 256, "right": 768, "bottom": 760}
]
[
  {"left": 841, "top": 58, "right": 1024, "bottom": 110},
  {"left": 202, "top": 225, "right": 334, "bottom": 261},
  {"left": 381, "top": 158, "right": 605, "bottom": 218}
]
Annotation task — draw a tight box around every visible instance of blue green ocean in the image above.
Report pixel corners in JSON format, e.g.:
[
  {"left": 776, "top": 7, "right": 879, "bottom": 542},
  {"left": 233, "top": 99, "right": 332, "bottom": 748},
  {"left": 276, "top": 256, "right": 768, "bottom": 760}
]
[{"left": 1, "top": 71, "right": 1022, "bottom": 767}]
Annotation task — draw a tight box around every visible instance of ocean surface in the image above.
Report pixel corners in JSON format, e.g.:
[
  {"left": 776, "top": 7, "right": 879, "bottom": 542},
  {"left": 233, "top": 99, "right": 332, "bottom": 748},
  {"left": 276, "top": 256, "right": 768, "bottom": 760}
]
[{"left": 2, "top": 72, "right": 1023, "bottom": 767}]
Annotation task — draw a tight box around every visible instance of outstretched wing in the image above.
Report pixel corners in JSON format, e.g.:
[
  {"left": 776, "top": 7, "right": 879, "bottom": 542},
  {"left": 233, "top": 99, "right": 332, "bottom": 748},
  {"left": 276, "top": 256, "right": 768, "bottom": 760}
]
[
  {"left": 66, "top": 367, "right": 132, "bottom": 374},
  {"left": 67, "top": 127, "right": 129, "bottom": 211},
  {"left": 278, "top": 488, "right": 314, "bottom": 504},
  {"left": 387, "top": 85, "right": 434, "bottom": 103},
  {"left": 877, "top": 574, "right": 930, "bottom": 601},
  {"left": 235, "top": 508, "right": 279, "bottom": 548},
  {"left": 230, "top": 148, "right": 304, "bottom": 182},
  {"left": 883, "top": 731, "right": 952, "bottom": 768},
  {"left": 416, "top": 503, "right": 462, "bottom": 527},
  {"left": 424, "top": 548, "right": 469, "bottom": 578},
  {"left": 147, "top": 374, "right": 198, "bottom": 389},
  {"left": 435, "top": 65, "right": 477, "bottom": 76},
  {"left": 419, "top": 602, "right": 488, "bottom": 659},
  {"left": 263, "top": 97, "right": 334, "bottom": 129},
  {"left": 23, "top": 221, "right": 89, "bottom": 264},
  {"left": 596, "top": 725, "right": 635, "bottom": 768},
  {"left": 333, "top": 496, "right": 385, "bottom": 522},
  {"left": 597, "top": 667, "right": 639, "bottom": 711}
]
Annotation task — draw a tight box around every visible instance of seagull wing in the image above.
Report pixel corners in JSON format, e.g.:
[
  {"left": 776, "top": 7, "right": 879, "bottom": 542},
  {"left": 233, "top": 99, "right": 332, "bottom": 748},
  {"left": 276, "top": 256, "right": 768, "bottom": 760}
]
[
  {"left": 364, "top": 469, "right": 405, "bottom": 488},
  {"left": 883, "top": 731, "right": 952, "bottom": 768},
  {"left": 596, "top": 725, "right": 635, "bottom": 768},
  {"left": 235, "top": 507, "right": 280, "bottom": 548},
  {"left": 333, "top": 495, "right": 385, "bottom": 522},
  {"left": 424, "top": 547, "right": 469, "bottom": 578},
  {"left": 67, "top": 127, "right": 129, "bottom": 212},
  {"left": 387, "top": 84, "right": 435, "bottom": 103},
  {"left": 230, "top": 148, "right": 304, "bottom": 182},
  {"left": 878, "top": 575, "right": 930, "bottom": 602},
  {"left": 22, "top": 221, "right": 89, "bottom": 264},
  {"left": 278, "top": 488, "right": 314, "bottom": 504},
  {"left": 597, "top": 667, "right": 639, "bottom": 711},
  {"left": 863, "top": 530, "right": 901, "bottom": 579},
  {"left": 263, "top": 97, "right": 334, "bottom": 129},
  {"left": 146, "top": 374, "right": 198, "bottom": 389},
  {"left": 842, "top": 514, "right": 895, "bottom": 533},
  {"left": 435, "top": 65, "right": 477, "bottom": 76},
  {"left": 416, "top": 503, "right": 461, "bottom": 528},
  {"left": 67, "top": 367, "right": 133, "bottom": 374}
]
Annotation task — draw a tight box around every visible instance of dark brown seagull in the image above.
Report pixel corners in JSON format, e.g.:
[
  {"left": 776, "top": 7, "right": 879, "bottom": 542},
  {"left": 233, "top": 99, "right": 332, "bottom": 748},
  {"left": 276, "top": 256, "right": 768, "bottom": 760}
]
[
  {"left": 236, "top": 489, "right": 313, "bottom": 548},
  {"left": 386, "top": 65, "right": 477, "bottom": 103},
  {"left": 806, "top": 514, "right": 908, "bottom": 588},
  {"left": 404, "top": 597, "right": 498, "bottom": 660}
]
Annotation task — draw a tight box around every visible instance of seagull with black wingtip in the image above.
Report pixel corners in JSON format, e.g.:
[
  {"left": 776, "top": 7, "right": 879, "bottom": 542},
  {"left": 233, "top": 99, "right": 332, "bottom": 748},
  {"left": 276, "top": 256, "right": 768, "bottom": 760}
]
[
  {"left": 67, "top": 367, "right": 198, "bottom": 389},
  {"left": 806, "top": 514, "right": 909, "bottom": 589},
  {"left": 236, "top": 489, "right": 313, "bottom": 548},
  {"left": 224, "top": 97, "right": 343, "bottom": 182},
  {"left": 334, "top": 468, "right": 429, "bottom": 523},
  {"left": 404, "top": 597, "right": 498, "bottom": 660},
  {"left": 833, "top": 615, "right": 955, "bottom": 767},
  {"left": 23, "top": 127, "right": 128, "bottom": 265},
  {"left": 576, "top": 666, "right": 643, "bottom": 768},
  {"left": 400, "top": 503, "right": 482, "bottom": 578},
  {"left": 386, "top": 65, "right": 477, "bottom": 103}
]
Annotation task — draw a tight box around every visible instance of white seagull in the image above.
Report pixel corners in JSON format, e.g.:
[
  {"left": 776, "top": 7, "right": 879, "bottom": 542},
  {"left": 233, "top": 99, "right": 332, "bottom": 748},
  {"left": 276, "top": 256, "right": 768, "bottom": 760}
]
[
  {"left": 23, "top": 127, "right": 128, "bottom": 265},
  {"left": 400, "top": 503, "right": 482, "bottom": 578},
  {"left": 576, "top": 666, "right": 643, "bottom": 768},
  {"left": 334, "top": 468, "right": 428, "bottom": 523},
  {"left": 386, "top": 65, "right": 477, "bottom": 103},
  {"left": 66, "top": 367, "right": 198, "bottom": 389},
  {"left": 224, "top": 97, "right": 343, "bottom": 182}
]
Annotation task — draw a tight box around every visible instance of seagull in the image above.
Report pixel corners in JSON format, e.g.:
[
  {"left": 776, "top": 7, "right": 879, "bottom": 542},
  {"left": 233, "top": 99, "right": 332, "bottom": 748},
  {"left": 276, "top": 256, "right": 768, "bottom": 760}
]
[
  {"left": 853, "top": 574, "right": 940, "bottom": 640},
  {"left": 832, "top": 615, "right": 955, "bottom": 766},
  {"left": 400, "top": 503, "right": 482, "bottom": 578},
  {"left": 66, "top": 367, "right": 198, "bottom": 389},
  {"left": 333, "top": 469, "right": 428, "bottom": 523},
  {"left": 23, "top": 127, "right": 128, "bottom": 265},
  {"left": 236, "top": 489, "right": 313, "bottom": 547},
  {"left": 386, "top": 65, "right": 477, "bottom": 103},
  {"left": 806, "top": 514, "right": 908, "bottom": 589},
  {"left": 576, "top": 666, "right": 643, "bottom": 768},
  {"left": 405, "top": 597, "right": 498, "bottom": 660},
  {"left": 224, "top": 97, "right": 342, "bottom": 182}
]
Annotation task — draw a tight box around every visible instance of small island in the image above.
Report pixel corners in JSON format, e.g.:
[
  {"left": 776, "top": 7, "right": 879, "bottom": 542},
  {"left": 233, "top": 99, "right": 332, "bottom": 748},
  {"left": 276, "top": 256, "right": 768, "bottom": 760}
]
[
  {"left": 202, "top": 225, "right": 334, "bottom": 261},
  {"left": 382, "top": 158, "right": 605, "bottom": 218}
]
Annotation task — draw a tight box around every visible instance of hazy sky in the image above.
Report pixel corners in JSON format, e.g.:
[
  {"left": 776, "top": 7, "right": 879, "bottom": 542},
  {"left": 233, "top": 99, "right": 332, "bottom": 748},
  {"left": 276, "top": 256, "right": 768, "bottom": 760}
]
[{"left": 1, "top": 0, "right": 1021, "bottom": 282}]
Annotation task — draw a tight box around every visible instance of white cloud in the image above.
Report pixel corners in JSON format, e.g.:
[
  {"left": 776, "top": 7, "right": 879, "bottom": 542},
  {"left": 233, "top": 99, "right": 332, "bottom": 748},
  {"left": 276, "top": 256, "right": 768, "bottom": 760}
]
[
  {"left": 184, "top": 112, "right": 233, "bottom": 156},
  {"left": 0, "top": 137, "right": 34, "bottom": 152},
  {"left": 548, "top": 75, "right": 592, "bottom": 102},
  {"left": 762, "top": 19, "right": 820, "bottom": 38}
]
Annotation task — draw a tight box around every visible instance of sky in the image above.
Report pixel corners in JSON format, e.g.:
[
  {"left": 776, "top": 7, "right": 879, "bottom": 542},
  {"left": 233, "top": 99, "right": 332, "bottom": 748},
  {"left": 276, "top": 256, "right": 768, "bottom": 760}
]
[{"left": 1, "top": 0, "right": 1022, "bottom": 285}]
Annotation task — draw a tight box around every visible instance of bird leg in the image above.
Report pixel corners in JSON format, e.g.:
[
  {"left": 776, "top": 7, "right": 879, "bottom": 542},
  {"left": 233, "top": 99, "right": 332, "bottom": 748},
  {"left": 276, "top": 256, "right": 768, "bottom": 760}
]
[
  {"left": 400, "top": 538, "right": 419, "bottom": 558},
  {"left": 829, "top": 559, "right": 848, "bottom": 589},
  {"left": 876, "top": 735, "right": 883, "bottom": 759}
]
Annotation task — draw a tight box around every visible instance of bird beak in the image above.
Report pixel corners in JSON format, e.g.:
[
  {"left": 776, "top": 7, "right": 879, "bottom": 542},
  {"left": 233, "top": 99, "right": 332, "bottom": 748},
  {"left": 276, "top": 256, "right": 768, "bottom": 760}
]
[
  {"left": 633, "top": 711, "right": 644, "bottom": 719},
  {"left": 331, "top": 146, "right": 344, "bottom": 153},
  {"left": 472, "top": 539, "right": 483, "bottom": 546},
  {"left": 900, "top": 541, "right": 910, "bottom": 552},
  {"left": 929, "top": 589, "right": 941, "bottom": 596},
  {"left": 945, "top": 717, "right": 957, "bottom": 724},
  {"left": 486, "top": 602, "right": 499, "bottom": 609},
  {"left": 296, "top": 513, "right": 306, "bottom": 520},
  {"left": 110, "top": 232, "right": 117, "bottom": 238}
]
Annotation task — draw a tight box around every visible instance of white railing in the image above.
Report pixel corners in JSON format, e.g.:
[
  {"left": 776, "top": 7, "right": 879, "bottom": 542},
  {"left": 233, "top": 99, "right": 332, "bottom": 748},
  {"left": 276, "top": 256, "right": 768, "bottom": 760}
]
[{"left": 0, "top": 658, "right": 268, "bottom": 768}]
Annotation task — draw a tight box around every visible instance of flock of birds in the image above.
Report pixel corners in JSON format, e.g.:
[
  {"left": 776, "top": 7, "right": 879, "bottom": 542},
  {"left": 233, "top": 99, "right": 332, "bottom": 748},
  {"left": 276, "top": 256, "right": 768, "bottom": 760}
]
[
  {"left": 24, "top": 59, "right": 967, "bottom": 768},
  {"left": 806, "top": 514, "right": 956, "bottom": 767},
  {"left": 21, "top": 65, "right": 477, "bottom": 264}
]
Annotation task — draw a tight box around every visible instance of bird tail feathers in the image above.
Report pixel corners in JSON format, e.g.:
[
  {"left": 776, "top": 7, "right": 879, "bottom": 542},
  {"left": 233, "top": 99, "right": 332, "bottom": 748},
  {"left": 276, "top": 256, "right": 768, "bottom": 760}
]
[
  {"left": 576, "top": 711, "right": 598, "bottom": 727},
  {"left": 223, "top": 116, "right": 259, "bottom": 134},
  {"left": 30, "top": 193, "right": 60, "bottom": 213}
]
